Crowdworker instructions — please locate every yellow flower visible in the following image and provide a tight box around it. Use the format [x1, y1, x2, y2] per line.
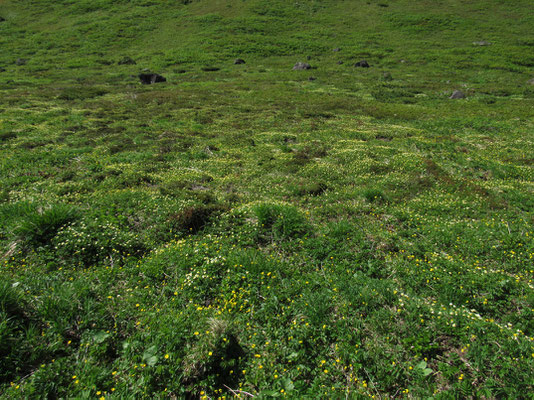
[164, 354, 169, 359]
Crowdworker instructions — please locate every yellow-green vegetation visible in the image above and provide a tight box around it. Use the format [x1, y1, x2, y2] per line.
[1, 0, 533, 398]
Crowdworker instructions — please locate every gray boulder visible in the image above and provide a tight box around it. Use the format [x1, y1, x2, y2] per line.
[449, 90, 466, 99]
[293, 62, 311, 70]
[139, 73, 166, 84]
[354, 60, 370, 68]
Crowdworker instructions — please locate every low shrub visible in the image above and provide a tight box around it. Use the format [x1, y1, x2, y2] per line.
[253, 203, 309, 241]
[15, 204, 78, 248]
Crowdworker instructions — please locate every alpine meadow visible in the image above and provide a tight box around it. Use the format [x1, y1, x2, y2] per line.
[0, 0, 533, 398]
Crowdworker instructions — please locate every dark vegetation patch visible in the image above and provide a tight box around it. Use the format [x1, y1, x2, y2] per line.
[168, 203, 228, 234]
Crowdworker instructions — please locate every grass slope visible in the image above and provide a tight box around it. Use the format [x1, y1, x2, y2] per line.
[0, 0, 533, 398]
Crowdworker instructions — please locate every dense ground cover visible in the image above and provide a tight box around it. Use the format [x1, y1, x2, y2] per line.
[0, 0, 533, 398]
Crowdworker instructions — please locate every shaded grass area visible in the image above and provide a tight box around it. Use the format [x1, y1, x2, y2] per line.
[0, 0, 533, 398]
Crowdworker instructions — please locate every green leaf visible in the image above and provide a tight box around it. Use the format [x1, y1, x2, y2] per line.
[145, 355, 158, 366]
[283, 378, 294, 391]
[416, 361, 427, 369]
[92, 331, 110, 344]
[143, 345, 159, 366]
[260, 389, 279, 397]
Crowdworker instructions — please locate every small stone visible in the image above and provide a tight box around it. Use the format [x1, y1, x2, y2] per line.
[201, 66, 220, 71]
[382, 72, 393, 81]
[15, 58, 27, 66]
[308, 76, 316, 81]
[354, 60, 370, 68]
[234, 58, 246, 65]
[527, 78, 534, 85]
[333, 48, 341, 52]
[190, 184, 209, 191]
[337, 61, 344, 65]
[0, 16, 5, 22]
[293, 62, 311, 70]
[118, 56, 136, 65]
[473, 40, 491, 46]
[138, 73, 166, 84]
[0, 67, 5, 72]
[449, 90, 466, 99]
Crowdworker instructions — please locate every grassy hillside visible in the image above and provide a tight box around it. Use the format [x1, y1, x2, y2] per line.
[0, 0, 533, 398]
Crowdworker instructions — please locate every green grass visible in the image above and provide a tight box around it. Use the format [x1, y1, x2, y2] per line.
[0, 0, 533, 398]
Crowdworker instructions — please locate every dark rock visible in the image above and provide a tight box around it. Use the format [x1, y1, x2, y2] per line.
[201, 66, 220, 71]
[337, 60, 344, 65]
[0, 67, 5, 72]
[234, 58, 246, 65]
[139, 73, 166, 84]
[307, 55, 312, 61]
[175, 69, 187, 74]
[473, 40, 491, 46]
[293, 62, 311, 70]
[449, 90, 466, 99]
[308, 76, 316, 81]
[15, 58, 27, 66]
[0, 16, 5, 22]
[118, 56, 136, 65]
[354, 60, 370, 68]
[333, 48, 341, 52]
